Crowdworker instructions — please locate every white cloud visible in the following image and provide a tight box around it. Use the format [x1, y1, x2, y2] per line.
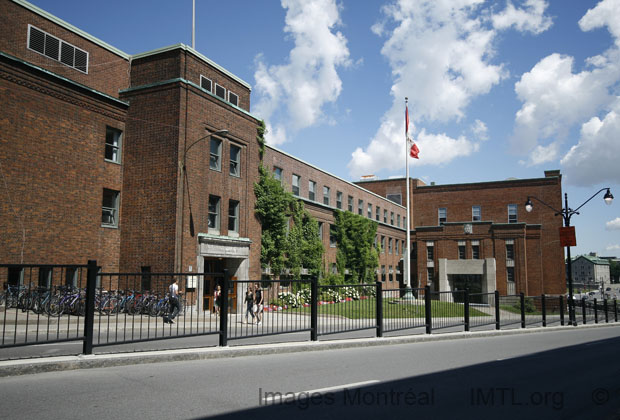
[606, 244, 620, 251]
[349, 0, 528, 177]
[471, 119, 488, 141]
[560, 99, 620, 186]
[492, 0, 553, 34]
[253, 0, 350, 145]
[513, 0, 620, 180]
[607, 217, 620, 230]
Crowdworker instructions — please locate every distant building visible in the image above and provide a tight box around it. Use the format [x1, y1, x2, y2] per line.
[570, 253, 611, 289]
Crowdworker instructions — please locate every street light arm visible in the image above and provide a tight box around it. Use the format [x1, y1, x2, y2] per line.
[526, 195, 563, 215]
[182, 129, 229, 168]
[572, 188, 612, 213]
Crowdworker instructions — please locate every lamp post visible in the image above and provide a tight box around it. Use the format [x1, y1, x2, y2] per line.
[177, 128, 228, 270]
[524, 188, 613, 326]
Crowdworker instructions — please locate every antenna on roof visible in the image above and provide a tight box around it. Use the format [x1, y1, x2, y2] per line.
[192, 0, 196, 49]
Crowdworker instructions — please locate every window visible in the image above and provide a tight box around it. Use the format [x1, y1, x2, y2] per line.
[28, 25, 88, 73]
[389, 265, 393, 282]
[381, 265, 386, 282]
[105, 127, 122, 163]
[388, 238, 393, 254]
[229, 144, 241, 177]
[404, 216, 407, 229]
[38, 266, 52, 289]
[309, 181, 316, 201]
[323, 186, 330, 205]
[384, 210, 388, 223]
[472, 241, 480, 259]
[397, 214, 401, 228]
[367, 203, 372, 218]
[141, 266, 151, 291]
[102, 189, 119, 227]
[228, 91, 238, 106]
[65, 267, 78, 288]
[438, 207, 447, 225]
[331, 263, 338, 274]
[426, 241, 434, 261]
[427, 268, 434, 285]
[386, 194, 402, 205]
[336, 191, 343, 209]
[273, 167, 283, 183]
[506, 240, 515, 260]
[358, 199, 363, 216]
[215, 83, 226, 100]
[472, 206, 481, 222]
[402, 240, 406, 256]
[348, 195, 353, 212]
[376, 206, 380, 221]
[318, 222, 323, 241]
[507, 267, 515, 283]
[292, 174, 300, 196]
[390, 212, 394, 226]
[458, 241, 466, 259]
[329, 224, 337, 247]
[210, 138, 222, 171]
[228, 200, 239, 235]
[8, 267, 24, 286]
[208, 195, 221, 233]
[508, 204, 518, 223]
[381, 236, 386, 254]
[200, 75, 212, 92]
[395, 240, 399, 255]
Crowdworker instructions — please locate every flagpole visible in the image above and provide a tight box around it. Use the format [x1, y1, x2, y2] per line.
[403, 97, 414, 300]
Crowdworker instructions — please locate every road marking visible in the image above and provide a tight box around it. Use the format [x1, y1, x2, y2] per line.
[262, 380, 380, 403]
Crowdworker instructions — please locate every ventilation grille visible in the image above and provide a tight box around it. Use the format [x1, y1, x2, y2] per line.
[28, 25, 88, 74]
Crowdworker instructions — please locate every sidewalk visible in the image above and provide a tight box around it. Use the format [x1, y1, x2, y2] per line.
[1, 322, 617, 378]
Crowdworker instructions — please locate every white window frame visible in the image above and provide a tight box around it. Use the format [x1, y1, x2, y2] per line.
[102, 189, 120, 228]
[28, 25, 89, 74]
[348, 196, 353, 212]
[228, 200, 239, 237]
[273, 166, 283, 183]
[214, 83, 226, 100]
[367, 203, 372, 218]
[358, 199, 363, 216]
[105, 126, 122, 164]
[208, 195, 221, 234]
[323, 186, 330, 206]
[508, 204, 518, 223]
[229, 144, 241, 177]
[336, 191, 342, 209]
[200, 75, 212, 92]
[472, 205, 481, 222]
[329, 224, 337, 248]
[438, 207, 447, 225]
[228, 91, 239, 106]
[309, 180, 316, 201]
[210, 138, 222, 171]
[292, 174, 300, 196]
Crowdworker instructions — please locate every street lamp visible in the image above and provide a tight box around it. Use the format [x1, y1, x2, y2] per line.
[177, 128, 228, 272]
[524, 188, 613, 326]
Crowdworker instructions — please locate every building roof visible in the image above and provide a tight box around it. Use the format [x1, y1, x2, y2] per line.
[572, 255, 610, 266]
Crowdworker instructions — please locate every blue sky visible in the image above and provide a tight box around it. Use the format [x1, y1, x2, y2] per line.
[27, 0, 619, 257]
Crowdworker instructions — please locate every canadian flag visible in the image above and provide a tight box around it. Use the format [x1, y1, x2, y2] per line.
[406, 104, 419, 159]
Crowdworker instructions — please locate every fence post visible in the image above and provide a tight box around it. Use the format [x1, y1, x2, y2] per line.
[520, 293, 525, 329]
[311, 277, 318, 341]
[494, 290, 500, 330]
[425, 285, 432, 334]
[593, 297, 599, 323]
[603, 299, 608, 323]
[541, 294, 546, 327]
[218, 269, 229, 347]
[615, 299, 618, 323]
[559, 295, 564, 326]
[82, 260, 97, 355]
[464, 289, 470, 332]
[376, 282, 383, 338]
[582, 298, 586, 325]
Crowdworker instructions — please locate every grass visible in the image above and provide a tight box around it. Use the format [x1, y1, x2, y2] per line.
[499, 305, 542, 316]
[273, 297, 488, 319]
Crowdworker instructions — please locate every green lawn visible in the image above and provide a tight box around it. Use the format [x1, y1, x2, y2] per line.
[499, 305, 542, 316]
[274, 298, 488, 319]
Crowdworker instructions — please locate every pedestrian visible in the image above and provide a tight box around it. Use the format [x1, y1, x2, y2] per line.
[165, 277, 180, 324]
[254, 282, 264, 325]
[244, 284, 255, 324]
[213, 284, 222, 316]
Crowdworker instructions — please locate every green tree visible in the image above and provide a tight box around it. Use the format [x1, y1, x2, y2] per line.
[333, 210, 379, 284]
[286, 201, 324, 278]
[610, 260, 620, 284]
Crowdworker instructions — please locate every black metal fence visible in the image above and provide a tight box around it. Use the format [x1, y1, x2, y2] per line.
[2, 262, 619, 355]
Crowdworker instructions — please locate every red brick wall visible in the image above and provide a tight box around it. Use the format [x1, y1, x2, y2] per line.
[0, 0, 130, 98]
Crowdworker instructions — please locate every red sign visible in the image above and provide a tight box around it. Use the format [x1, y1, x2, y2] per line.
[559, 226, 576, 247]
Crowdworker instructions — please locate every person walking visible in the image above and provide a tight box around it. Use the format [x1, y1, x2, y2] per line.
[166, 277, 180, 324]
[244, 284, 255, 324]
[254, 282, 264, 325]
[213, 284, 222, 316]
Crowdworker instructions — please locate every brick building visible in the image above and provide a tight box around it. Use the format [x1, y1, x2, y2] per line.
[0, 0, 565, 299]
[357, 171, 565, 296]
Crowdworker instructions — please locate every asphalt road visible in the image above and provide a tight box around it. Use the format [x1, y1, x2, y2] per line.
[0, 327, 619, 419]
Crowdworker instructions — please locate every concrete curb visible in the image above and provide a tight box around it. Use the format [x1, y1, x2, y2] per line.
[0, 322, 618, 378]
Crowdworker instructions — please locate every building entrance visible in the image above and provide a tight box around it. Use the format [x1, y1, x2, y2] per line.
[449, 274, 483, 302]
